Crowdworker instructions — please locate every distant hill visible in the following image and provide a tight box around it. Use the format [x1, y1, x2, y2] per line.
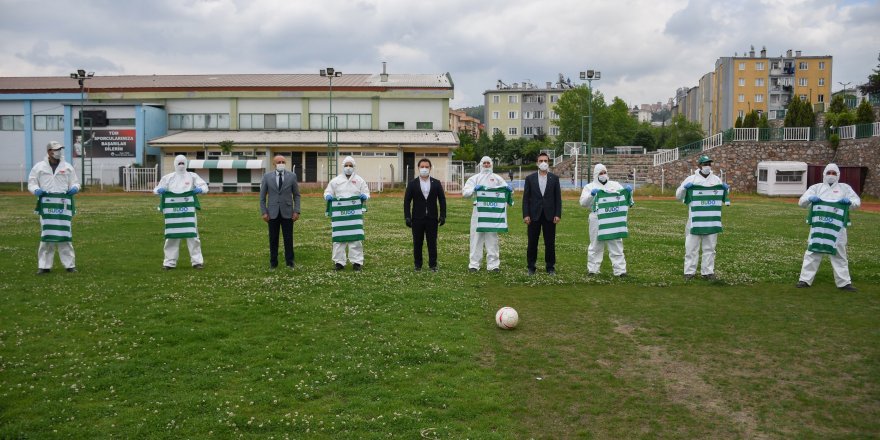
[454, 105, 484, 122]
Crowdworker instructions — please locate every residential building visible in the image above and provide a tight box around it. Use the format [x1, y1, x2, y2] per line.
[449, 109, 482, 139]
[697, 72, 715, 133]
[483, 77, 574, 139]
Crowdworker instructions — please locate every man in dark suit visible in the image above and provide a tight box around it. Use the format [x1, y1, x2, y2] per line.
[260, 154, 301, 270]
[522, 152, 562, 275]
[404, 158, 447, 272]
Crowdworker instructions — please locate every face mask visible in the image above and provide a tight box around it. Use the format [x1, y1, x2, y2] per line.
[419, 167, 430, 177]
[701, 166, 711, 174]
[538, 162, 549, 172]
[176, 164, 186, 172]
[51, 150, 62, 160]
[481, 165, 492, 174]
[598, 174, 608, 184]
[824, 174, 838, 185]
[344, 166, 354, 176]
[275, 163, 286, 172]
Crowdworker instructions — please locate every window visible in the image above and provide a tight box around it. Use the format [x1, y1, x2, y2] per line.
[523, 126, 534, 135]
[799, 94, 807, 101]
[523, 111, 533, 120]
[756, 62, 765, 71]
[416, 122, 433, 129]
[758, 169, 768, 182]
[492, 111, 500, 120]
[534, 111, 544, 119]
[550, 95, 559, 103]
[169, 113, 229, 130]
[818, 94, 824, 103]
[549, 111, 559, 120]
[738, 94, 745, 103]
[776, 171, 803, 183]
[240, 113, 301, 130]
[309, 113, 371, 130]
[0, 115, 24, 131]
[508, 111, 517, 119]
[492, 95, 500, 104]
[739, 78, 745, 87]
[771, 62, 779, 70]
[549, 127, 560, 136]
[388, 121, 404, 129]
[34, 115, 64, 131]
[799, 62, 808, 70]
[493, 127, 501, 135]
[508, 95, 518, 104]
[738, 110, 745, 118]
[738, 62, 745, 71]
[799, 78, 808, 87]
[755, 94, 764, 103]
[819, 61, 825, 70]
[818, 78, 825, 86]
[508, 127, 517, 135]
[208, 168, 223, 183]
[755, 78, 764, 87]
[775, 109, 786, 119]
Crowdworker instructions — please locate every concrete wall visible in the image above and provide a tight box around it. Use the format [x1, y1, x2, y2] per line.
[647, 136, 880, 197]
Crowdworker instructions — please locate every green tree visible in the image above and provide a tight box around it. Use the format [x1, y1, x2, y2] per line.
[742, 110, 759, 128]
[829, 95, 847, 114]
[734, 115, 743, 128]
[489, 130, 507, 161]
[856, 99, 876, 124]
[632, 125, 655, 150]
[784, 95, 815, 127]
[551, 85, 600, 145]
[857, 52, 880, 96]
[600, 97, 639, 147]
[758, 113, 770, 129]
[659, 115, 705, 148]
[474, 131, 491, 159]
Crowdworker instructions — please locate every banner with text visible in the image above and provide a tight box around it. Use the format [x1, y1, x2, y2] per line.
[72, 129, 136, 158]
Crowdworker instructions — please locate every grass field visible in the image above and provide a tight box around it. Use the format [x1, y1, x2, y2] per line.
[0, 191, 878, 439]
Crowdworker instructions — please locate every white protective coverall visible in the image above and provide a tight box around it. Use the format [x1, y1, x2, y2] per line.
[324, 156, 370, 266]
[797, 163, 861, 287]
[675, 168, 725, 276]
[579, 163, 627, 275]
[153, 155, 209, 268]
[28, 143, 81, 270]
[462, 156, 508, 271]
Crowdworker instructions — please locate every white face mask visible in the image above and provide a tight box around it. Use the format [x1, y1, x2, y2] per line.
[275, 163, 286, 172]
[701, 166, 712, 174]
[50, 150, 62, 160]
[343, 166, 354, 176]
[598, 174, 608, 184]
[538, 162, 549, 172]
[481, 165, 492, 174]
[824, 174, 838, 185]
[419, 167, 430, 177]
[176, 163, 186, 172]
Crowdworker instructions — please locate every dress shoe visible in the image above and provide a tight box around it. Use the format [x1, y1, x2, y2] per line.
[353, 263, 362, 272]
[795, 281, 810, 288]
[334, 263, 344, 271]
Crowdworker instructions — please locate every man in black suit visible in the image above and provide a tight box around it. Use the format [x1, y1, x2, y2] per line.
[260, 154, 301, 270]
[404, 158, 447, 272]
[522, 152, 562, 275]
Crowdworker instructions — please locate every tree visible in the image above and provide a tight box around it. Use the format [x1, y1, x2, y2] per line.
[219, 139, 235, 155]
[551, 85, 599, 145]
[784, 95, 815, 127]
[742, 110, 759, 128]
[600, 97, 639, 147]
[488, 130, 507, 161]
[658, 115, 704, 148]
[734, 115, 743, 128]
[856, 99, 876, 124]
[474, 131, 491, 159]
[453, 130, 476, 161]
[758, 113, 770, 129]
[858, 52, 880, 96]
[632, 125, 655, 150]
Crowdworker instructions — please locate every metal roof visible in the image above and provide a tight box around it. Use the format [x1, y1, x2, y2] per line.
[0, 73, 453, 93]
[149, 130, 459, 146]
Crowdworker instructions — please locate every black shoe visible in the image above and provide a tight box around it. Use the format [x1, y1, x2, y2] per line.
[618, 273, 627, 278]
[334, 263, 344, 271]
[66, 267, 77, 273]
[468, 268, 478, 273]
[193, 264, 203, 270]
[430, 267, 438, 273]
[839, 284, 858, 292]
[353, 263, 362, 272]
[684, 274, 695, 280]
[587, 272, 597, 277]
[163, 266, 175, 271]
[795, 281, 810, 288]
[36, 268, 50, 275]
[287, 263, 295, 271]
[269, 265, 277, 270]
[702, 274, 717, 280]
[491, 268, 501, 273]
[547, 268, 556, 276]
[414, 266, 422, 272]
[528, 268, 536, 276]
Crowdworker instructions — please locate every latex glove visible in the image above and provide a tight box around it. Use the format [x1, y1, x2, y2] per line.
[359, 193, 368, 201]
[405, 218, 412, 228]
[156, 188, 166, 195]
[839, 198, 851, 206]
[506, 183, 513, 191]
[324, 194, 333, 201]
[439, 216, 445, 226]
[722, 183, 730, 190]
[808, 195, 821, 203]
[590, 188, 599, 196]
[192, 187, 203, 194]
[34, 188, 46, 197]
[624, 184, 633, 193]
[684, 182, 693, 189]
[66, 187, 79, 195]
[475, 185, 485, 191]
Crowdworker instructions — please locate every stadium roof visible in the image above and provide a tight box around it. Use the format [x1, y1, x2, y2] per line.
[149, 130, 459, 147]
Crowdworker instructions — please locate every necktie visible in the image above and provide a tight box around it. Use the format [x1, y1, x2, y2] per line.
[278, 172, 283, 190]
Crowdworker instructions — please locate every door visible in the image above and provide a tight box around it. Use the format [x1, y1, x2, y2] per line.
[403, 152, 415, 182]
[305, 152, 317, 182]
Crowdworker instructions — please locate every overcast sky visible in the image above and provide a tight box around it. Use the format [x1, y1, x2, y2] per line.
[1, 0, 878, 110]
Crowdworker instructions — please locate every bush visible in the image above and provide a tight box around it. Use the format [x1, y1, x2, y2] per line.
[829, 133, 840, 149]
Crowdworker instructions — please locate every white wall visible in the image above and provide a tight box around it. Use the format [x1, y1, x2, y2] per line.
[165, 99, 231, 113]
[238, 98, 302, 113]
[309, 98, 372, 114]
[379, 99, 443, 130]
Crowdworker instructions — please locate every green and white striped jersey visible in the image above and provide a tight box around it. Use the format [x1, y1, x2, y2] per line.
[592, 189, 633, 240]
[35, 193, 75, 242]
[684, 185, 730, 235]
[806, 200, 850, 255]
[475, 187, 513, 233]
[327, 196, 365, 242]
[159, 191, 200, 239]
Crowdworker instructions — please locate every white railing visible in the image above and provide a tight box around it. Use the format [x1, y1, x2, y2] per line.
[784, 127, 811, 141]
[653, 149, 679, 166]
[613, 146, 646, 155]
[702, 132, 724, 151]
[874, 122, 880, 137]
[732, 128, 759, 142]
[122, 165, 159, 192]
[837, 125, 856, 140]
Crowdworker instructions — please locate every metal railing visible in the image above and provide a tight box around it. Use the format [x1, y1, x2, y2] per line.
[122, 165, 159, 192]
[653, 132, 723, 166]
[834, 122, 880, 139]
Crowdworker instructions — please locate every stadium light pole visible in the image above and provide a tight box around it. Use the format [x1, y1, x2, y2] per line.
[320, 67, 342, 182]
[70, 69, 94, 185]
[838, 81, 851, 108]
[579, 70, 600, 182]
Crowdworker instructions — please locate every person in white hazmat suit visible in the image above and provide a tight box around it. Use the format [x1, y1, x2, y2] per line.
[579, 163, 632, 277]
[462, 156, 511, 272]
[28, 141, 81, 274]
[153, 155, 209, 270]
[675, 155, 729, 280]
[324, 156, 370, 271]
[796, 163, 860, 291]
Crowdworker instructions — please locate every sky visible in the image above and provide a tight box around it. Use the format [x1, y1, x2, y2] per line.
[1, 0, 878, 110]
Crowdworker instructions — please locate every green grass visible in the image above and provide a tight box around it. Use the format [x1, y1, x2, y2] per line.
[0, 192, 878, 438]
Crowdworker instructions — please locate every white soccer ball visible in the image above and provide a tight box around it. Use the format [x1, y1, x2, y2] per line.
[495, 307, 519, 329]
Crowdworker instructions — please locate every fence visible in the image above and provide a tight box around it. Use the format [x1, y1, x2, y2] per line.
[122, 165, 159, 192]
[833, 122, 880, 140]
[653, 132, 723, 166]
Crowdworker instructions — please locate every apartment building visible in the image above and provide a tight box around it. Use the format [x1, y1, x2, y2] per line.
[449, 109, 483, 139]
[483, 79, 574, 139]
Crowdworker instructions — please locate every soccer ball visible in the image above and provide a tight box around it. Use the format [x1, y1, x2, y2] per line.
[495, 307, 519, 329]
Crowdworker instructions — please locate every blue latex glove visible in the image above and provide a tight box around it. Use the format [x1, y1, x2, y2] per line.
[684, 182, 693, 189]
[506, 183, 513, 191]
[66, 187, 79, 195]
[34, 188, 45, 197]
[475, 185, 485, 191]
[192, 187, 203, 194]
[324, 194, 333, 202]
[839, 198, 851, 206]
[624, 184, 633, 192]
[359, 193, 368, 201]
[590, 188, 599, 196]
[808, 195, 821, 203]
[156, 188, 166, 195]
[721, 183, 729, 190]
